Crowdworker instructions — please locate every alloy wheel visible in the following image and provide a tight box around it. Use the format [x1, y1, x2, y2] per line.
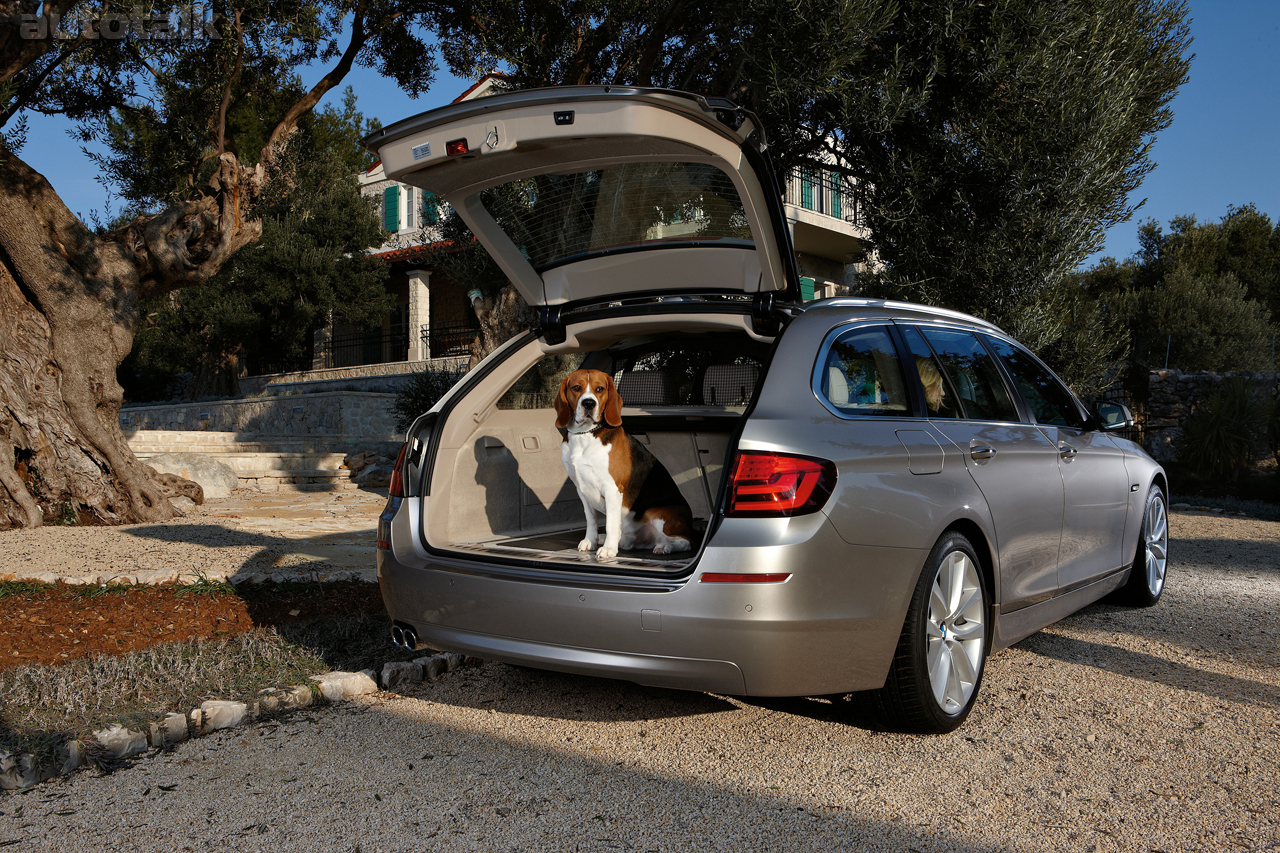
[925, 550, 986, 716]
[1145, 494, 1169, 597]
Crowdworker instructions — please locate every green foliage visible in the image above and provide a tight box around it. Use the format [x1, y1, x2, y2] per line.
[846, 0, 1191, 330]
[1081, 209, 1279, 374]
[122, 91, 393, 397]
[1178, 379, 1276, 482]
[392, 368, 467, 433]
[431, 0, 1190, 381]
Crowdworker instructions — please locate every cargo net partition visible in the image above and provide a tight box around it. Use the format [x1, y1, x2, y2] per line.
[612, 342, 765, 409]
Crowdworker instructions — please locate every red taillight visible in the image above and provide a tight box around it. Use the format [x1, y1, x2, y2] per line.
[726, 451, 836, 517]
[446, 138, 469, 156]
[388, 443, 409, 498]
[700, 573, 791, 583]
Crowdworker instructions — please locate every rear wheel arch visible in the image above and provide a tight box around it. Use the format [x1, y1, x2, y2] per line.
[943, 517, 997, 611]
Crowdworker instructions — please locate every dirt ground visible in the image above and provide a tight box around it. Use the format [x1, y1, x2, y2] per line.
[5, 507, 1277, 852]
[0, 489, 387, 586]
[0, 581, 387, 670]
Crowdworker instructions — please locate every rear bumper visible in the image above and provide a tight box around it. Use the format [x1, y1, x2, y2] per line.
[378, 512, 925, 696]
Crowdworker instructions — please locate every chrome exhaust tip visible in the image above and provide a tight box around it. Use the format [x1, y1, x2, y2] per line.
[401, 626, 418, 651]
[391, 625, 405, 647]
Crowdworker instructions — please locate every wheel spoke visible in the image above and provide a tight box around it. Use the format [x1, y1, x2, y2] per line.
[944, 645, 966, 710]
[954, 585, 981, 620]
[929, 583, 949, 622]
[929, 638, 952, 706]
[1147, 540, 1166, 562]
[950, 639, 978, 688]
[947, 554, 966, 612]
[925, 619, 945, 639]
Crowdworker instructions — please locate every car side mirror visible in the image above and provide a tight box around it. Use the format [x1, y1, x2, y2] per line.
[1094, 401, 1134, 431]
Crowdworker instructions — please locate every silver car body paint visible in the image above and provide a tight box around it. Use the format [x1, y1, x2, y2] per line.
[370, 89, 1165, 698]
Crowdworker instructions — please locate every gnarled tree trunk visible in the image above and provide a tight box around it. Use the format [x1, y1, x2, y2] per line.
[0, 152, 257, 529]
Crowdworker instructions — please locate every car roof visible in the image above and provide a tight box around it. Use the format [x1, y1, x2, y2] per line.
[799, 298, 1005, 334]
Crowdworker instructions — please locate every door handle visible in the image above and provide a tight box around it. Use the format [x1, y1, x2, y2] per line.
[970, 444, 997, 462]
[1059, 442, 1077, 460]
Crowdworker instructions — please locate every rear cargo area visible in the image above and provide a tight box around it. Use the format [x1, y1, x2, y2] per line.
[424, 326, 771, 571]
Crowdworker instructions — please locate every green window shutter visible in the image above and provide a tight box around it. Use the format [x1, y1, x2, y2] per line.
[422, 190, 439, 225]
[800, 168, 814, 210]
[829, 173, 842, 219]
[383, 185, 400, 231]
[799, 276, 816, 301]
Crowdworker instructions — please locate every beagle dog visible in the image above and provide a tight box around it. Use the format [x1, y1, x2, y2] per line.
[554, 369, 694, 561]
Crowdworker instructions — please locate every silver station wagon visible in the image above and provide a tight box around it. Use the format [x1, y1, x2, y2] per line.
[367, 87, 1169, 732]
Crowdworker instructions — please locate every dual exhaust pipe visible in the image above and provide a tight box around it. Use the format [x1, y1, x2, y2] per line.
[391, 622, 418, 650]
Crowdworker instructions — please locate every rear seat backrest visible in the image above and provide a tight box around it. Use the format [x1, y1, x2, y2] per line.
[617, 370, 674, 406]
[702, 364, 759, 406]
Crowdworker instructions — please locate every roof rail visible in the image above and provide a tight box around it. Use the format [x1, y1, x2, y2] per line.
[803, 297, 1002, 332]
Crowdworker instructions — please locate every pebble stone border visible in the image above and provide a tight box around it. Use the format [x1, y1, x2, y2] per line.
[0, 650, 478, 792]
[0, 569, 368, 587]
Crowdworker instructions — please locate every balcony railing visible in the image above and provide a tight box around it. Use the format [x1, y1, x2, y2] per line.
[421, 322, 479, 359]
[314, 328, 409, 369]
[784, 167, 866, 228]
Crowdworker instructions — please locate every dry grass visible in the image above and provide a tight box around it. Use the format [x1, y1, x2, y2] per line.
[0, 610, 424, 759]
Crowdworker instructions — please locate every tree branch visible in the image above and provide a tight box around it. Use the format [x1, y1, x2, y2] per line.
[0, 0, 82, 85]
[261, 0, 368, 162]
[215, 8, 244, 156]
[0, 34, 87, 128]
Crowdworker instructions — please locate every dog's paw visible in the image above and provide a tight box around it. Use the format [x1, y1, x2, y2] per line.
[652, 543, 673, 555]
[577, 538, 597, 552]
[596, 546, 617, 561]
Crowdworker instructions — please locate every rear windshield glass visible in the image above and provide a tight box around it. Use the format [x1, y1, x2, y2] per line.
[482, 162, 753, 270]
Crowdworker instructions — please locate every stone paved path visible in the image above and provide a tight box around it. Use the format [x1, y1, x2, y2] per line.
[0, 489, 387, 586]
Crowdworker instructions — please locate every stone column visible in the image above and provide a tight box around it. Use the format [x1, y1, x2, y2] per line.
[405, 269, 432, 362]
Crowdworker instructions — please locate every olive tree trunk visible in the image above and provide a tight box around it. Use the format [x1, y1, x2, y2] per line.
[0, 152, 260, 528]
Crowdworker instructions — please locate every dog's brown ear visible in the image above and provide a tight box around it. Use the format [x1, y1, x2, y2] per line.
[602, 373, 623, 427]
[554, 375, 573, 428]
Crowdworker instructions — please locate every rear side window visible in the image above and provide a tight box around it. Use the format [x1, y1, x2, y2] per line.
[816, 325, 911, 416]
[918, 328, 1020, 423]
[984, 336, 1085, 429]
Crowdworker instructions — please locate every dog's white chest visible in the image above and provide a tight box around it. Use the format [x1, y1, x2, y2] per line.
[562, 434, 616, 509]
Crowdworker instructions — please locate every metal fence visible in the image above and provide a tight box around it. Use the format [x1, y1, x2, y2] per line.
[314, 328, 409, 369]
[422, 322, 480, 359]
[783, 166, 867, 228]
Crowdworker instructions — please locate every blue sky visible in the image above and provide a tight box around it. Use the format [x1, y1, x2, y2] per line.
[21, 1, 1280, 267]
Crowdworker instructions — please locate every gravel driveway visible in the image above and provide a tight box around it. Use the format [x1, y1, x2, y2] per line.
[7, 511, 1278, 852]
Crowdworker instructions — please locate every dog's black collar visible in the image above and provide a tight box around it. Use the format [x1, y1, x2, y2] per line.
[559, 422, 617, 439]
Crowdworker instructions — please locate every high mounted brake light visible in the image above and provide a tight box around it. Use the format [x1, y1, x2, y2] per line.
[445, 138, 469, 156]
[726, 451, 836, 517]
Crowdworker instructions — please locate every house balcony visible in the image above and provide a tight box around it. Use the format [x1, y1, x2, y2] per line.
[782, 167, 872, 264]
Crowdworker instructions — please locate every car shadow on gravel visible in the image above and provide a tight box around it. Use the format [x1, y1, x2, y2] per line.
[1170, 536, 1280, 573]
[1018, 632, 1280, 707]
[413, 663, 740, 722]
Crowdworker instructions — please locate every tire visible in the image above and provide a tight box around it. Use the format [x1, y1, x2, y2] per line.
[854, 531, 990, 734]
[1114, 485, 1168, 608]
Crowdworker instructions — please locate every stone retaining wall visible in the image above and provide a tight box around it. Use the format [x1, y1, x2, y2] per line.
[120, 391, 400, 438]
[238, 356, 467, 397]
[1142, 369, 1280, 463]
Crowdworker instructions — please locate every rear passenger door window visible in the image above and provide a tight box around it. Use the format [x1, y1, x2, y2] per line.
[816, 325, 911, 417]
[917, 328, 1020, 423]
[900, 326, 962, 419]
[983, 336, 1085, 429]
